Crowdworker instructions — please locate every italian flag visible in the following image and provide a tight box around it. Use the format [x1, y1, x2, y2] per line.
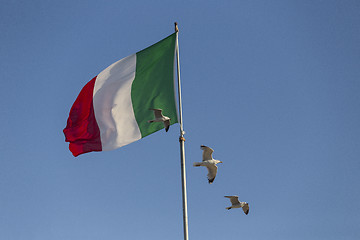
[63, 33, 178, 157]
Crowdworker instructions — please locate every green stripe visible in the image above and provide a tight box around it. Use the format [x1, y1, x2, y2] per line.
[131, 33, 178, 137]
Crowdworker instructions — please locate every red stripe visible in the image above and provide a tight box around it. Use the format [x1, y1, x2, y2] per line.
[63, 77, 102, 156]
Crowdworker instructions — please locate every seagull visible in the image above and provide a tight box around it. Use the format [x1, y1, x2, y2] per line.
[224, 196, 249, 215]
[148, 109, 171, 132]
[193, 145, 222, 184]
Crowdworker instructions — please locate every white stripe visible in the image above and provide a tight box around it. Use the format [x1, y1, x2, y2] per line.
[93, 54, 141, 151]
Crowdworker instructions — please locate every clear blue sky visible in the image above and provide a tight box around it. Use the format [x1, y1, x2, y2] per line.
[1, 1, 359, 239]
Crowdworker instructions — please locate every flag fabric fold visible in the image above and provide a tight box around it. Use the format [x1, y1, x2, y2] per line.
[64, 33, 178, 156]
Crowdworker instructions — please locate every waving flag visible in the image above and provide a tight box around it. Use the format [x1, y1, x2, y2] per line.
[63, 33, 178, 156]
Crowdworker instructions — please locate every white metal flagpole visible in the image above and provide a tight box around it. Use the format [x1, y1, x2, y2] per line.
[174, 22, 189, 240]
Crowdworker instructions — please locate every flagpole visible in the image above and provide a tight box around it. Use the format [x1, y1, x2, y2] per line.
[175, 22, 189, 240]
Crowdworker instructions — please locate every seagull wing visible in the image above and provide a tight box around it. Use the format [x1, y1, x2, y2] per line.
[150, 109, 163, 118]
[206, 164, 218, 184]
[224, 196, 240, 205]
[242, 203, 249, 215]
[164, 120, 170, 132]
[201, 145, 214, 161]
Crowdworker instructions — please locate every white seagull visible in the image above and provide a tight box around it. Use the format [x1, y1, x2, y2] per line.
[224, 196, 249, 215]
[193, 145, 222, 184]
[148, 109, 171, 132]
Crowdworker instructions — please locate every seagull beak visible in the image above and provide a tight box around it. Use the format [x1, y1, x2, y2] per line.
[219, 161, 223, 163]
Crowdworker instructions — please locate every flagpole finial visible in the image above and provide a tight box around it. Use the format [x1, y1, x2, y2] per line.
[174, 22, 179, 32]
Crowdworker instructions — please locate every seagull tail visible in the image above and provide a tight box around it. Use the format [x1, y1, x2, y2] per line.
[193, 162, 202, 167]
[226, 207, 232, 210]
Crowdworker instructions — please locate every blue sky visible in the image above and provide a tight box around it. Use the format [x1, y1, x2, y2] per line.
[1, 0, 360, 239]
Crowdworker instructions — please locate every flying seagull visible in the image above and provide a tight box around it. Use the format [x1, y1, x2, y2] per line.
[224, 196, 249, 215]
[193, 145, 222, 184]
[148, 109, 171, 132]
